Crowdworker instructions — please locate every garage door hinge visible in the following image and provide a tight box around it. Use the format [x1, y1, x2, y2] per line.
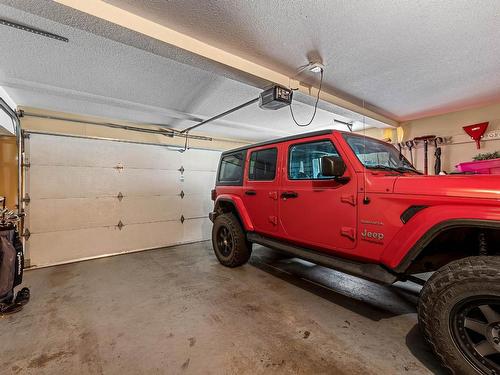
[22, 161, 30, 168]
[22, 194, 30, 205]
[179, 190, 185, 199]
[114, 164, 124, 171]
[178, 166, 185, 174]
[180, 215, 185, 224]
[22, 132, 30, 139]
[117, 192, 124, 201]
[116, 220, 124, 230]
[21, 228, 30, 240]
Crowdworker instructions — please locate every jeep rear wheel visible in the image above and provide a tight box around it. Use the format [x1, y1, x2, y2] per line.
[418, 256, 500, 374]
[212, 213, 251, 267]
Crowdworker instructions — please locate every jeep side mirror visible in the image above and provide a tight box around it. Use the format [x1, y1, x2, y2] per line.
[321, 156, 346, 177]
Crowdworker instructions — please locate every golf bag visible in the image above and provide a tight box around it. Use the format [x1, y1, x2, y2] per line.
[0, 223, 24, 302]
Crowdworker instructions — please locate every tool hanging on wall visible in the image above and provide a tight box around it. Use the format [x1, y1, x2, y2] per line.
[434, 137, 444, 175]
[396, 127, 404, 160]
[405, 140, 415, 165]
[463, 122, 489, 149]
[413, 135, 436, 175]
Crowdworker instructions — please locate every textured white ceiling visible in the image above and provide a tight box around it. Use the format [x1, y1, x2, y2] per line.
[104, 0, 500, 120]
[0, 1, 388, 142]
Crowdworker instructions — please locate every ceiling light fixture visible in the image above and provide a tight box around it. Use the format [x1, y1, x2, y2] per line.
[296, 61, 325, 75]
[0, 18, 68, 42]
[308, 62, 325, 73]
[289, 61, 325, 127]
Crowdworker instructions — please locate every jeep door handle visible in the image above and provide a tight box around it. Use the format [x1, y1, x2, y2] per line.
[281, 191, 298, 199]
[245, 190, 257, 196]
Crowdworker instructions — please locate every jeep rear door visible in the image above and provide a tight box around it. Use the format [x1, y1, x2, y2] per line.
[278, 136, 358, 253]
[242, 145, 280, 235]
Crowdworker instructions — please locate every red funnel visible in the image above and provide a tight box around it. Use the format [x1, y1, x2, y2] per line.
[463, 122, 488, 149]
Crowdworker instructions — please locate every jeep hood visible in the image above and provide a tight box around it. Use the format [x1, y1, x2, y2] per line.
[393, 175, 500, 200]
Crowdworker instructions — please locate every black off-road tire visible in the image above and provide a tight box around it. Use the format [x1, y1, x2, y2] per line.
[212, 213, 252, 267]
[418, 256, 500, 375]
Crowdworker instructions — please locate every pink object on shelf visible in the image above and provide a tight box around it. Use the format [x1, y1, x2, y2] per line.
[456, 158, 500, 174]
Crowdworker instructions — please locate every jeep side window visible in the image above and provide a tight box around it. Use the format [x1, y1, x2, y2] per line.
[217, 151, 245, 185]
[288, 140, 340, 180]
[248, 148, 277, 181]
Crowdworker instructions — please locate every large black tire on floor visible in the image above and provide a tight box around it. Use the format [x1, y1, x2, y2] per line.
[212, 213, 252, 267]
[418, 256, 500, 375]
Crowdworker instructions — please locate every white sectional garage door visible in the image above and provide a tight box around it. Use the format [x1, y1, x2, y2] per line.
[24, 133, 220, 267]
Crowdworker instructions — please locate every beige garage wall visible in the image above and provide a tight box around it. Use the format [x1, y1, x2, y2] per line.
[358, 103, 500, 173]
[19, 106, 249, 151]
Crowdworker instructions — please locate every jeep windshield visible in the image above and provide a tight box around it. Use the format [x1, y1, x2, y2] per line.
[342, 133, 419, 173]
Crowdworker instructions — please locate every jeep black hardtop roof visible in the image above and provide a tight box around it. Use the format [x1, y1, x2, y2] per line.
[222, 129, 339, 155]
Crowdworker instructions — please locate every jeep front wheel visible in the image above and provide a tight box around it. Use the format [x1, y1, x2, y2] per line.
[418, 256, 500, 374]
[212, 213, 251, 267]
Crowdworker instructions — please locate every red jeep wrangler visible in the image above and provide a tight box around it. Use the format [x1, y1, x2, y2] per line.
[209, 129, 500, 374]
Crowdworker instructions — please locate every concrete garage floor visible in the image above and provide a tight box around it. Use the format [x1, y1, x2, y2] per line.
[0, 242, 446, 374]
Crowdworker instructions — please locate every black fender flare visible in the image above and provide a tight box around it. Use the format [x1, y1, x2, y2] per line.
[394, 219, 500, 273]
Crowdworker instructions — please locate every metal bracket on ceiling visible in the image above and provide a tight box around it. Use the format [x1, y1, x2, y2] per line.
[334, 119, 354, 132]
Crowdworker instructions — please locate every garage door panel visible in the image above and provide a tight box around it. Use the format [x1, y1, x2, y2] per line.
[27, 197, 120, 233]
[27, 196, 183, 233]
[107, 143, 182, 170]
[29, 166, 123, 199]
[183, 218, 212, 243]
[108, 143, 182, 170]
[182, 195, 212, 218]
[182, 171, 217, 194]
[181, 149, 221, 171]
[29, 220, 185, 267]
[120, 196, 182, 224]
[29, 134, 114, 167]
[30, 134, 183, 170]
[28, 166, 181, 199]
[121, 169, 181, 196]
[26, 133, 221, 266]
